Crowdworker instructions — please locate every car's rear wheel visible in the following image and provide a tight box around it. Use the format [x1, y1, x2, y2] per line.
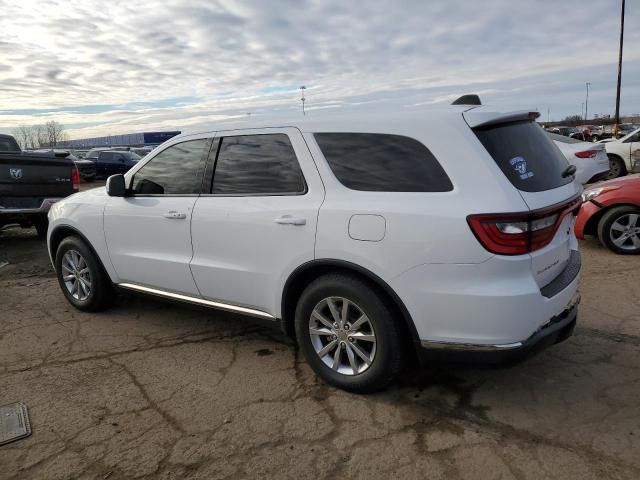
[295, 273, 403, 393]
[55, 236, 113, 311]
[597, 206, 640, 255]
[606, 155, 626, 179]
[591, 135, 599, 142]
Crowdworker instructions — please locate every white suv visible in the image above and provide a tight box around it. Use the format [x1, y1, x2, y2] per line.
[48, 101, 582, 392]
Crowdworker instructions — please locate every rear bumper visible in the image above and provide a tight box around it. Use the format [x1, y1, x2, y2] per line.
[0, 198, 63, 215]
[419, 294, 578, 359]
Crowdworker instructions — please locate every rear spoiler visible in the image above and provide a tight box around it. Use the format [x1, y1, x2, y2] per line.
[463, 110, 541, 129]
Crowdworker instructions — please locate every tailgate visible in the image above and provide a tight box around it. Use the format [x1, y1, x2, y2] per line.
[0, 154, 75, 202]
[468, 115, 582, 289]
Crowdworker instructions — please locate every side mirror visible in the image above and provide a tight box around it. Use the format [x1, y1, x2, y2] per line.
[106, 174, 126, 197]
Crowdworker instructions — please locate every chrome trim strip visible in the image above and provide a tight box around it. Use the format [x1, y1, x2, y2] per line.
[117, 283, 276, 320]
[420, 340, 523, 352]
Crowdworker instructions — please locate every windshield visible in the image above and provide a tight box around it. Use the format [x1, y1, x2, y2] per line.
[475, 121, 572, 193]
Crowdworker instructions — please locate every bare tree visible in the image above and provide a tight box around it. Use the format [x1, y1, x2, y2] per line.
[12, 125, 32, 149]
[33, 124, 47, 148]
[45, 120, 65, 147]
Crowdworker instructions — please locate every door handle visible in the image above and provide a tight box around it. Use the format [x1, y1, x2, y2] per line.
[274, 215, 306, 226]
[163, 211, 187, 219]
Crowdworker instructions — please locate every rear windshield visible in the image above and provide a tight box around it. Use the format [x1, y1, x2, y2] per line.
[474, 121, 571, 192]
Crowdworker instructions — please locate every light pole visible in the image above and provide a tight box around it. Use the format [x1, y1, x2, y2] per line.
[300, 86, 306, 116]
[613, 0, 625, 136]
[585, 82, 591, 121]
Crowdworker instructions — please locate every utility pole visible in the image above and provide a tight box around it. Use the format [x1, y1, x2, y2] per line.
[613, 0, 625, 136]
[547, 107, 550, 123]
[300, 86, 306, 116]
[585, 82, 591, 121]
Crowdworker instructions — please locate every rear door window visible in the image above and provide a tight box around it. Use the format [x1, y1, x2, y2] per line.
[474, 121, 571, 192]
[314, 133, 452, 192]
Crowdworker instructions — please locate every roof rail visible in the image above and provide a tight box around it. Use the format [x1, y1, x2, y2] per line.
[451, 94, 482, 106]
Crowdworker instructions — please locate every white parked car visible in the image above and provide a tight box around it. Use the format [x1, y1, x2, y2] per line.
[48, 100, 582, 392]
[548, 132, 610, 185]
[600, 127, 640, 178]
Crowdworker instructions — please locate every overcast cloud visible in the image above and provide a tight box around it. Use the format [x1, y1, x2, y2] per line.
[0, 0, 638, 139]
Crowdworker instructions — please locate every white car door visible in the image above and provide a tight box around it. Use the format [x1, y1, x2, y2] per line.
[190, 128, 325, 317]
[104, 137, 212, 295]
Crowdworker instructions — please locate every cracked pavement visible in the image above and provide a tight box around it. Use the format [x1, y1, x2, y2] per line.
[0, 224, 639, 479]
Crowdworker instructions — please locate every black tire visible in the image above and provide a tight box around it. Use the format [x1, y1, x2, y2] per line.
[294, 273, 404, 393]
[606, 155, 626, 179]
[591, 135, 599, 142]
[55, 236, 113, 311]
[597, 206, 640, 255]
[33, 215, 48, 239]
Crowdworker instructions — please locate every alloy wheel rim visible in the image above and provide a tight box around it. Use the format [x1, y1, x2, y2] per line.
[609, 213, 640, 251]
[309, 297, 377, 376]
[62, 250, 92, 300]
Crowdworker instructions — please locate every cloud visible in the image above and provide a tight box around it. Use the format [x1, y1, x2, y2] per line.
[0, 0, 638, 139]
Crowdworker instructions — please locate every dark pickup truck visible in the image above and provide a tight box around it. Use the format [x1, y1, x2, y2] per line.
[0, 134, 79, 237]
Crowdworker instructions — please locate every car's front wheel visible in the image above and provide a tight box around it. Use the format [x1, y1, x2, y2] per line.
[598, 206, 640, 255]
[55, 236, 113, 311]
[295, 273, 403, 393]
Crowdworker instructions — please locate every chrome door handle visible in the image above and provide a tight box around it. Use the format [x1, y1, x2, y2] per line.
[274, 215, 306, 226]
[163, 211, 187, 219]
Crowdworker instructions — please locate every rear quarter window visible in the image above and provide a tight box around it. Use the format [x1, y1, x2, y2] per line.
[314, 133, 452, 192]
[474, 121, 571, 192]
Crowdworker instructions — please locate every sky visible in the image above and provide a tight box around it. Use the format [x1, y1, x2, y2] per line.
[0, 0, 638, 140]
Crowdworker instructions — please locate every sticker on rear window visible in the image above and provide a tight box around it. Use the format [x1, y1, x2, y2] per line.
[510, 156, 534, 180]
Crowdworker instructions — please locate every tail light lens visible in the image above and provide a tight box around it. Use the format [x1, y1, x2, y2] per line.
[574, 150, 598, 158]
[71, 167, 80, 190]
[468, 197, 581, 255]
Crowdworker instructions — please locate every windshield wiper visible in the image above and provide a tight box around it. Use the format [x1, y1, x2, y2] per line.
[562, 165, 577, 178]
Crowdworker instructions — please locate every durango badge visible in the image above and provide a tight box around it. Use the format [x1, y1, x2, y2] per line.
[509, 156, 534, 180]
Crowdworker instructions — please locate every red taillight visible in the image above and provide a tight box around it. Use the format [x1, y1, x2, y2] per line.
[467, 197, 581, 255]
[574, 150, 598, 158]
[71, 167, 80, 190]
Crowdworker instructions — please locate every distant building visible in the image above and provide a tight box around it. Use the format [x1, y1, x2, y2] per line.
[58, 131, 181, 148]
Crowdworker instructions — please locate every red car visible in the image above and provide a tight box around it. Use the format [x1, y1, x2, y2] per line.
[576, 174, 640, 254]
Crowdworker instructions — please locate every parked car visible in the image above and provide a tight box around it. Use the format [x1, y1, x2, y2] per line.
[546, 126, 585, 140]
[47, 102, 582, 392]
[598, 123, 639, 142]
[0, 134, 78, 237]
[599, 127, 640, 179]
[548, 133, 609, 185]
[33, 149, 96, 182]
[94, 150, 141, 178]
[576, 174, 640, 254]
[84, 148, 141, 178]
[577, 125, 604, 142]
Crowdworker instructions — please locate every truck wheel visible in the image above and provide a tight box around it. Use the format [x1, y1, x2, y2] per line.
[33, 216, 48, 239]
[55, 236, 113, 311]
[598, 206, 640, 255]
[295, 273, 403, 393]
